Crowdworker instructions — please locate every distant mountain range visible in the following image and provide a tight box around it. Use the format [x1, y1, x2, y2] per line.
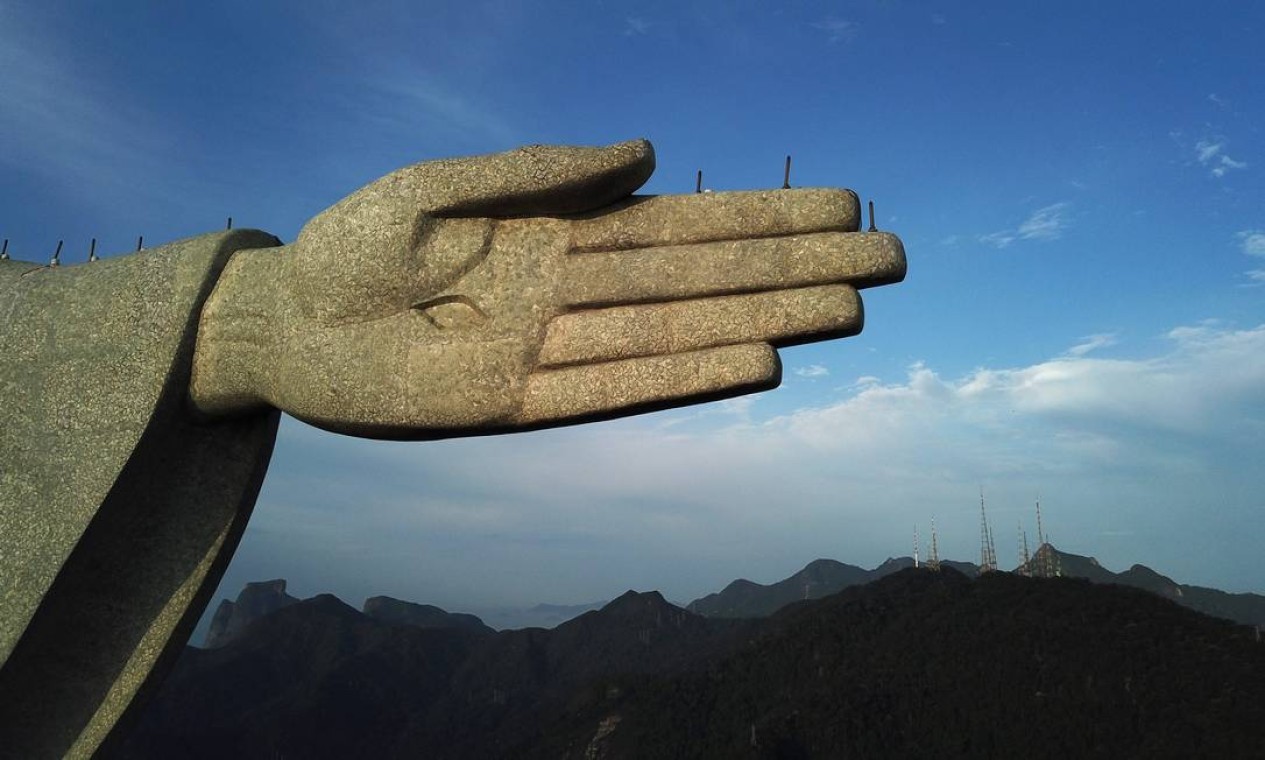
[202, 579, 496, 649]
[198, 546, 1265, 657]
[107, 566, 1265, 759]
[686, 556, 977, 618]
[686, 545, 1265, 627]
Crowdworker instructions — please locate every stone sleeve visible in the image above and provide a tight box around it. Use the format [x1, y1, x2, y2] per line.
[0, 230, 283, 758]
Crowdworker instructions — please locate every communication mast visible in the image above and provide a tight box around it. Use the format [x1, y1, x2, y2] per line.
[979, 487, 998, 573]
[1034, 498, 1060, 578]
[1036, 497, 1046, 547]
[928, 517, 941, 571]
[1019, 522, 1031, 576]
[914, 524, 920, 569]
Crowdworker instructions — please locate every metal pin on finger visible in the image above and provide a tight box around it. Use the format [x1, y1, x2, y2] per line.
[782, 155, 792, 189]
[868, 201, 877, 232]
[88, 238, 98, 262]
[50, 240, 63, 267]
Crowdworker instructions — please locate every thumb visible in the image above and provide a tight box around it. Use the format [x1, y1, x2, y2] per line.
[379, 139, 656, 218]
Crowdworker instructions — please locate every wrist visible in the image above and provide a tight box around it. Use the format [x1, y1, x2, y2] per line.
[190, 245, 290, 416]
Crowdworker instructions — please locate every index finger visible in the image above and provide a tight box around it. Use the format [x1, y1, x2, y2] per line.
[568, 188, 860, 252]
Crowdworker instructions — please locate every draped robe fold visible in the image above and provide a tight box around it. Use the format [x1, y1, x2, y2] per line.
[0, 231, 282, 758]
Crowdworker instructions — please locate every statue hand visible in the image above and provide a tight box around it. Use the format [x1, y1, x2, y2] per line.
[191, 140, 905, 439]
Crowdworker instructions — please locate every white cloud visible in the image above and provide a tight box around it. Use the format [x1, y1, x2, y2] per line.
[1237, 231, 1265, 257]
[978, 202, 1069, 248]
[1212, 156, 1247, 177]
[235, 322, 1265, 609]
[795, 364, 830, 378]
[1208, 93, 1227, 108]
[1195, 139, 1223, 163]
[1195, 138, 1247, 178]
[813, 18, 857, 44]
[978, 231, 1016, 249]
[624, 17, 651, 36]
[1065, 333, 1117, 357]
[1017, 202, 1070, 241]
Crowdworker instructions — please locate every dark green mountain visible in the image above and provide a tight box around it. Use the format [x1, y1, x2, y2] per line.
[1021, 544, 1265, 626]
[687, 557, 978, 618]
[688, 545, 1265, 628]
[362, 596, 495, 636]
[532, 569, 1265, 759]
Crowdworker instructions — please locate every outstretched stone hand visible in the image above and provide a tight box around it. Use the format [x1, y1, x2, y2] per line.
[190, 139, 905, 438]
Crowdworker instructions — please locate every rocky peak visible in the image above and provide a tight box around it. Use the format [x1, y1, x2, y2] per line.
[204, 579, 300, 648]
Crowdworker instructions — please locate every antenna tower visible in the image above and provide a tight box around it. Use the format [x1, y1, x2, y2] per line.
[988, 523, 998, 572]
[979, 488, 998, 573]
[1019, 522, 1031, 576]
[1036, 497, 1046, 546]
[1034, 498, 1058, 578]
[914, 524, 920, 569]
[928, 517, 941, 571]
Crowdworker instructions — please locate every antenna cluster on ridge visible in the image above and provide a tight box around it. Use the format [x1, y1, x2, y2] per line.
[910, 493, 1060, 578]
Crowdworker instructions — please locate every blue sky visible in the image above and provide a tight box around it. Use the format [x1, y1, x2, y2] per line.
[4, 2, 1264, 618]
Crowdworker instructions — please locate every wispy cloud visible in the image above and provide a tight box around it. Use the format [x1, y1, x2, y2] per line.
[0, 5, 184, 214]
[302, 8, 521, 156]
[360, 78, 519, 147]
[1208, 93, 1228, 108]
[812, 18, 857, 44]
[1195, 139, 1247, 178]
[978, 231, 1016, 249]
[979, 202, 1070, 248]
[1016, 202, 1070, 241]
[795, 364, 830, 378]
[1236, 231, 1265, 287]
[624, 17, 651, 36]
[1065, 333, 1117, 357]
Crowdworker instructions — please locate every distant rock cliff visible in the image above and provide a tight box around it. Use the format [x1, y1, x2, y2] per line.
[203, 579, 299, 648]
